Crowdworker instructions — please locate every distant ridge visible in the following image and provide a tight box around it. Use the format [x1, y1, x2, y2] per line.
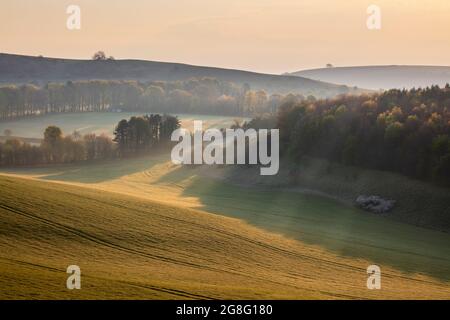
[0, 53, 363, 97]
[290, 65, 450, 90]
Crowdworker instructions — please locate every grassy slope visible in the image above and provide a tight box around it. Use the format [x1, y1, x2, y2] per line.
[217, 157, 450, 233]
[1, 174, 450, 300]
[293, 158, 450, 232]
[2, 153, 450, 294]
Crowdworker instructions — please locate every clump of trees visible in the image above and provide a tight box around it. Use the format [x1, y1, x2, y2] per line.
[0, 114, 179, 166]
[0, 78, 309, 121]
[92, 51, 114, 61]
[113, 114, 180, 156]
[278, 85, 450, 186]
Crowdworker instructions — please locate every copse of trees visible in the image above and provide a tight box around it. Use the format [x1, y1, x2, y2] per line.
[0, 114, 179, 167]
[0, 78, 309, 121]
[113, 114, 180, 156]
[278, 85, 450, 186]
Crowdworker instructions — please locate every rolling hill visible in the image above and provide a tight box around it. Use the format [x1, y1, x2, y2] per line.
[290, 66, 450, 90]
[1, 174, 450, 299]
[0, 53, 360, 96]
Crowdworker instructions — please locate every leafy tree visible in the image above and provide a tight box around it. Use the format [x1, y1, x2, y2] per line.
[160, 115, 180, 142]
[43, 126, 63, 162]
[44, 126, 62, 147]
[113, 119, 129, 156]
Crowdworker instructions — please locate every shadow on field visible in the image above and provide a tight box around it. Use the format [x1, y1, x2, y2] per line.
[158, 165, 450, 282]
[3, 156, 450, 282]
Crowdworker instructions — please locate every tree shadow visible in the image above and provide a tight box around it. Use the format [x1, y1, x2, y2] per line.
[157, 165, 450, 282]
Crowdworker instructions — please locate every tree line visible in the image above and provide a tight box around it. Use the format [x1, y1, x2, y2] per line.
[0, 114, 180, 166]
[0, 78, 312, 121]
[277, 85, 450, 186]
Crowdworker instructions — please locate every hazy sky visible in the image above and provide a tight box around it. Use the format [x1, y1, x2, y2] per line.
[1, 0, 450, 74]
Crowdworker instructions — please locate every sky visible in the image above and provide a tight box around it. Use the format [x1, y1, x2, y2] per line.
[1, 0, 450, 74]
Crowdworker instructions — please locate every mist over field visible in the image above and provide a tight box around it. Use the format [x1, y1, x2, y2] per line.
[0, 113, 241, 139]
[291, 65, 450, 90]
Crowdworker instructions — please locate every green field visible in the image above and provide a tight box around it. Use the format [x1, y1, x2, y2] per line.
[1, 173, 450, 299]
[0, 112, 243, 138]
[1, 152, 450, 298]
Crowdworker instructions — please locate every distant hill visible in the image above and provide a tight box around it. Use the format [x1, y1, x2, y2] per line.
[290, 66, 450, 90]
[0, 53, 361, 97]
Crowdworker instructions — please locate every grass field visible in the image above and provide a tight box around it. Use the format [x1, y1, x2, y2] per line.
[0, 112, 243, 138]
[1, 152, 450, 299]
[1, 174, 450, 299]
[207, 157, 450, 232]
